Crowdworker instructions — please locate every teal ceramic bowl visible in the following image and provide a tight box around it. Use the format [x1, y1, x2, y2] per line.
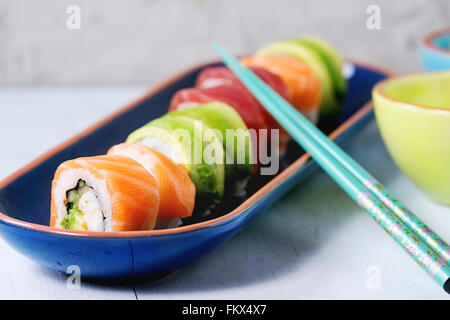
[421, 27, 450, 71]
[373, 71, 450, 205]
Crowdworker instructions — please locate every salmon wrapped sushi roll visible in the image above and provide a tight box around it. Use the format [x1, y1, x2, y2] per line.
[107, 143, 195, 228]
[50, 155, 160, 232]
[241, 55, 321, 124]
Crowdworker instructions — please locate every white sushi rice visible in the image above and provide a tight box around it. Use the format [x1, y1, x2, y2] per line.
[138, 136, 183, 164]
[77, 186, 104, 232]
[53, 168, 111, 231]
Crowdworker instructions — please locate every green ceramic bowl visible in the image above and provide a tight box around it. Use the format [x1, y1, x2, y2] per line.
[373, 71, 450, 205]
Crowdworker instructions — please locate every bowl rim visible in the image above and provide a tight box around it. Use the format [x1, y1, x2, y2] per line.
[372, 70, 450, 113]
[0, 59, 393, 239]
[422, 26, 450, 56]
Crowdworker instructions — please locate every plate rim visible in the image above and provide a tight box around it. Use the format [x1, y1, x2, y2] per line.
[0, 59, 394, 238]
[421, 26, 450, 56]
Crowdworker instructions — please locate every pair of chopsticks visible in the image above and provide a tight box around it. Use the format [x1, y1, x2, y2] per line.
[212, 42, 450, 293]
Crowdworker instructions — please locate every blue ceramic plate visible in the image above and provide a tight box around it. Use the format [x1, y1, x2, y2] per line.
[0, 60, 391, 281]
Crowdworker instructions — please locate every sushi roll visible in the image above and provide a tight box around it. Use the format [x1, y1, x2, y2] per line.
[126, 115, 225, 212]
[169, 86, 268, 133]
[293, 36, 347, 103]
[107, 143, 196, 228]
[195, 66, 292, 150]
[166, 102, 253, 193]
[50, 155, 160, 232]
[169, 85, 278, 169]
[241, 55, 321, 123]
[256, 40, 338, 118]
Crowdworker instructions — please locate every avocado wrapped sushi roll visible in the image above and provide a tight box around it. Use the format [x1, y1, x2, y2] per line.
[166, 102, 253, 180]
[241, 55, 321, 124]
[293, 36, 347, 103]
[127, 115, 225, 211]
[257, 36, 346, 121]
[169, 86, 268, 132]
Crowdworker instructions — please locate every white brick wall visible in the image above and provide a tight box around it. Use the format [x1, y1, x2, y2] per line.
[0, 0, 448, 85]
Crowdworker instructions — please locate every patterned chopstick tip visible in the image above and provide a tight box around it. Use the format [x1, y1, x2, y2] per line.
[362, 178, 394, 208]
[356, 191, 449, 282]
[362, 178, 450, 264]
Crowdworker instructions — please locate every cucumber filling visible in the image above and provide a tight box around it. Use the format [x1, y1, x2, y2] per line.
[61, 180, 104, 231]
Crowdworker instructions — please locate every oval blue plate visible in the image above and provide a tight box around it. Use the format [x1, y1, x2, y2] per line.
[0, 60, 391, 281]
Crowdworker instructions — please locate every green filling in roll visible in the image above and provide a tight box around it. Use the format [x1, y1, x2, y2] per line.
[61, 180, 87, 230]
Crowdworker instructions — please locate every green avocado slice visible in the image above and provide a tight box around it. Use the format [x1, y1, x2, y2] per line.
[166, 102, 253, 182]
[61, 180, 88, 230]
[293, 36, 347, 102]
[127, 115, 225, 210]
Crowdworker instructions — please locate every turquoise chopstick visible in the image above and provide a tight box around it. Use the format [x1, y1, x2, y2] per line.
[212, 42, 450, 293]
[212, 44, 450, 267]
